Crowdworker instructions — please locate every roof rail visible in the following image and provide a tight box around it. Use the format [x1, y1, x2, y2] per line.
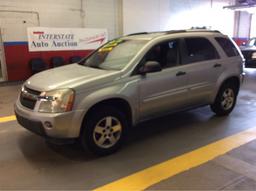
[187, 29, 221, 33]
[127, 32, 148, 36]
[165, 29, 221, 34]
[126, 30, 221, 37]
[165, 30, 187, 34]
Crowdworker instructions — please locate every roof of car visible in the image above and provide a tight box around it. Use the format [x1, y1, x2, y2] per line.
[123, 29, 223, 40]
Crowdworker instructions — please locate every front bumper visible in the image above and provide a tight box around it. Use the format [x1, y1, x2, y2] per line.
[14, 101, 84, 139]
[15, 112, 46, 136]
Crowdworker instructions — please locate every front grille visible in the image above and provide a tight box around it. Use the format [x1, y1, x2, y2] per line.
[24, 87, 41, 95]
[20, 96, 36, 109]
[20, 86, 41, 110]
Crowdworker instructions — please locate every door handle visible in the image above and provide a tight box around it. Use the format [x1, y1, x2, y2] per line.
[213, 63, 222, 68]
[176, 71, 186, 76]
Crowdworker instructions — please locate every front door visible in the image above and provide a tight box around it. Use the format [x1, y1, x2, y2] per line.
[138, 39, 189, 120]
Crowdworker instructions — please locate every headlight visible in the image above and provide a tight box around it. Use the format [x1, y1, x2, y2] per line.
[252, 52, 256, 59]
[38, 89, 75, 113]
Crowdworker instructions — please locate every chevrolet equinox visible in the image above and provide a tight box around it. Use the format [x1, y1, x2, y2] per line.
[15, 30, 245, 155]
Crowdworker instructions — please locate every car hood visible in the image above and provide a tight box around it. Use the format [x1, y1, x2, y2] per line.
[25, 64, 121, 91]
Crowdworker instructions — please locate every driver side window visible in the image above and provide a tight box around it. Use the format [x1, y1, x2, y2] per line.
[143, 39, 180, 69]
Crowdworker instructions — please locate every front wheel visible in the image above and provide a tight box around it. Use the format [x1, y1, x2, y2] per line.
[211, 83, 238, 116]
[80, 106, 128, 155]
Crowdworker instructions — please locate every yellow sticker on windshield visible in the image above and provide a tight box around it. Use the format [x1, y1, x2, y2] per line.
[99, 47, 113, 52]
[99, 39, 124, 52]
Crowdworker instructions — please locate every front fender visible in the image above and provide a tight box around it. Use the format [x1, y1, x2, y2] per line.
[75, 78, 140, 132]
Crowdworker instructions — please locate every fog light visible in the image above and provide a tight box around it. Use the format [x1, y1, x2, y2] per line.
[44, 121, 53, 128]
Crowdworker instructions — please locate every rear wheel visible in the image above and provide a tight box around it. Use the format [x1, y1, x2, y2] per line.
[211, 82, 238, 116]
[80, 105, 128, 155]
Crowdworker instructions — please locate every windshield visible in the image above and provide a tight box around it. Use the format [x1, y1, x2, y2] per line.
[81, 39, 148, 70]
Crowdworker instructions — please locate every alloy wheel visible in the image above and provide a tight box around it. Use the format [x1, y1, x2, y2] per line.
[221, 88, 235, 111]
[93, 116, 122, 149]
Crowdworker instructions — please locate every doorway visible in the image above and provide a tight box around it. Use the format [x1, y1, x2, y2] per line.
[0, 11, 39, 81]
[0, 29, 6, 82]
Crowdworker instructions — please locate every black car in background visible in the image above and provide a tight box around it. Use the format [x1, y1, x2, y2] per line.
[240, 38, 256, 68]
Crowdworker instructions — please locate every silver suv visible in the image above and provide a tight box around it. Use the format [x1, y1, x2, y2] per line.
[15, 30, 244, 155]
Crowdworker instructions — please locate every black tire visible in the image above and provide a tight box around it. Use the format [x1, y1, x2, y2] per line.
[80, 105, 128, 155]
[211, 82, 238, 116]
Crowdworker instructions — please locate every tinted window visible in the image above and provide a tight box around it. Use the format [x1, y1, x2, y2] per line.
[183, 38, 219, 64]
[215, 37, 239, 57]
[143, 40, 179, 69]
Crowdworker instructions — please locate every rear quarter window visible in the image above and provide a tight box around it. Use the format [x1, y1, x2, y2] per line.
[215, 37, 239, 57]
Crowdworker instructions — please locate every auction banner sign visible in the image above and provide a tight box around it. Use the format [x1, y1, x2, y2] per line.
[27, 27, 108, 52]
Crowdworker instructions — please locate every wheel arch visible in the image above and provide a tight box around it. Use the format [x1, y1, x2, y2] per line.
[80, 98, 133, 136]
[221, 76, 240, 94]
[212, 75, 240, 103]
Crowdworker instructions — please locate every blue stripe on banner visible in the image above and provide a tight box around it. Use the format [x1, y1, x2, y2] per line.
[3, 41, 28, 46]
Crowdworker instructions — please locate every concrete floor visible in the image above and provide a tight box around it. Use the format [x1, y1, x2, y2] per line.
[147, 140, 256, 190]
[0, 69, 256, 190]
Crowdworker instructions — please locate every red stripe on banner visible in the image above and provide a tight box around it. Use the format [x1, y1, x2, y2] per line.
[33, 31, 44, 35]
[87, 37, 106, 44]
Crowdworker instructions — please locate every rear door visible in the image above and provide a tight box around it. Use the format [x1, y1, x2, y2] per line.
[180, 37, 223, 106]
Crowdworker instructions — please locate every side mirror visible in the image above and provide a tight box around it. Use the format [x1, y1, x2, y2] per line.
[139, 61, 162, 75]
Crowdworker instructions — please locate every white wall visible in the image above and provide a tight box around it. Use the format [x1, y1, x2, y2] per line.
[251, 13, 256, 38]
[83, 0, 120, 40]
[0, 11, 39, 42]
[123, 0, 236, 37]
[232, 10, 252, 39]
[123, 0, 168, 34]
[0, 0, 119, 40]
[237, 11, 251, 38]
[0, 0, 238, 39]
[0, 0, 85, 43]
[0, 0, 83, 27]
[0, 0, 239, 40]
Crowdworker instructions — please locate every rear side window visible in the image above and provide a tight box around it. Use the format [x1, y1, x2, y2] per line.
[183, 38, 219, 64]
[215, 37, 239, 57]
